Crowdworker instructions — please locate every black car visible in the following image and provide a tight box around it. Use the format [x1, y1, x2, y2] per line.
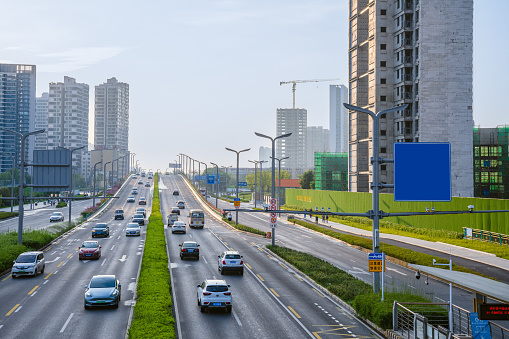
[173, 190, 179, 196]
[179, 241, 199, 260]
[171, 207, 180, 215]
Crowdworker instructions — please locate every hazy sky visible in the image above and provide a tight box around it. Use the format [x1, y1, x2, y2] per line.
[1, 0, 507, 170]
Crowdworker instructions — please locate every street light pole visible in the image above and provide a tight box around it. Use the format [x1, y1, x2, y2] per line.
[225, 147, 250, 225]
[58, 145, 86, 227]
[255, 132, 292, 247]
[344, 103, 407, 293]
[92, 161, 102, 208]
[103, 161, 112, 198]
[248, 160, 260, 208]
[1, 152, 16, 214]
[2, 128, 45, 245]
[259, 160, 267, 206]
[271, 156, 289, 209]
[210, 162, 219, 209]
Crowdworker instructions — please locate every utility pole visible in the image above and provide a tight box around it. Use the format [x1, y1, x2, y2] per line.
[225, 147, 250, 225]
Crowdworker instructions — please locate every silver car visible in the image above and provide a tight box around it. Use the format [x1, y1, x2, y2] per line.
[126, 223, 141, 236]
[49, 212, 64, 222]
[12, 251, 45, 278]
[84, 275, 121, 309]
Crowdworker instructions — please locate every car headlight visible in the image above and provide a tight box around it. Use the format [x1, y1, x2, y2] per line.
[110, 290, 119, 297]
[92, 230, 96, 232]
[85, 291, 91, 297]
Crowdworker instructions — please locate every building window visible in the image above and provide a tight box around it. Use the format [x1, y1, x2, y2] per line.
[381, 147, 387, 153]
[381, 61, 387, 67]
[381, 165, 387, 171]
[381, 96, 387, 101]
[380, 130, 387, 136]
[381, 44, 386, 50]
[381, 78, 386, 84]
[381, 9, 387, 15]
[381, 27, 386, 33]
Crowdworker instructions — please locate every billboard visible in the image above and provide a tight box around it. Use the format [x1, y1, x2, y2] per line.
[32, 150, 70, 192]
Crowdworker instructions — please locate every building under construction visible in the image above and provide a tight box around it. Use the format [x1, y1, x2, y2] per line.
[473, 125, 509, 198]
[314, 153, 348, 191]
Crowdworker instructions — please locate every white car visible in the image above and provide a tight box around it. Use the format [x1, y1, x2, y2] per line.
[197, 279, 232, 313]
[218, 251, 244, 275]
[171, 221, 186, 234]
[126, 223, 141, 236]
[167, 213, 178, 226]
[49, 212, 64, 222]
[12, 251, 45, 278]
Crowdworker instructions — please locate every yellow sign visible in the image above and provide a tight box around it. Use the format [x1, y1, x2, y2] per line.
[369, 260, 386, 272]
[234, 201, 240, 207]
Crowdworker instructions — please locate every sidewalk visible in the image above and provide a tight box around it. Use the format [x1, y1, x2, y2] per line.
[297, 214, 509, 272]
[0, 201, 52, 213]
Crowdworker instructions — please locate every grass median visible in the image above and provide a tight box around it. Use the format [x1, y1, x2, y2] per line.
[129, 173, 175, 338]
[0, 212, 18, 221]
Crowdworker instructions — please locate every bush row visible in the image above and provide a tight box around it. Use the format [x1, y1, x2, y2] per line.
[129, 173, 175, 338]
[267, 245, 439, 330]
[0, 212, 18, 221]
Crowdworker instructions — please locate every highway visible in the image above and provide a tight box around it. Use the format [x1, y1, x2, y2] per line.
[0, 176, 151, 338]
[163, 174, 382, 339]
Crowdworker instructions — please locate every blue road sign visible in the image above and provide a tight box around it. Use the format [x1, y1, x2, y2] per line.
[234, 198, 240, 201]
[238, 182, 247, 187]
[368, 253, 384, 260]
[207, 175, 215, 184]
[394, 143, 451, 201]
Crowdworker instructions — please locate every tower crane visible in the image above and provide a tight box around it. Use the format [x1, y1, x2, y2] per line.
[279, 78, 340, 109]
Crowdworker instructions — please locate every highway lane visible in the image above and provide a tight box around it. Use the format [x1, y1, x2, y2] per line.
[0, 176, 152, 338]
[162, 174, 381, 339]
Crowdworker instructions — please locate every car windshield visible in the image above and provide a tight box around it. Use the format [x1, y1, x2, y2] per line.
[182, 242, 197, 248]
[174, 222, 184, 226]
[127, 224, 139, 229]
[94, 224, 107, 229]
[133, 214, 143, 218]
[191, 212, 204, 218]
[51, 213, 61, 216]
[90, 277, 116, 288]
[16, 254, 36, 263]
[206, 285, 228, 292]
[82, 242, 98, 248]
[115, 210, 123, 213]
[225, 254, 241, 259]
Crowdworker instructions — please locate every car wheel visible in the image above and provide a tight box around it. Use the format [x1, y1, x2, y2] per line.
[220, 269, 224, 275]
[200, 306, 205, 313]
[197, 298, 200, 306]
[114, 298, 119, 308]
[196, 256, 199, 260]
[240, 269, 244, 276]
[11, 274, 16, 279]
[84, 302, 89, 310]
[180, 256, 183, 260]
[41, 265, 45, 274]
[227, 306, 232, 313]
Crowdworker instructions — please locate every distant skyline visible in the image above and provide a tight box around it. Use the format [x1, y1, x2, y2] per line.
[1, 0, 507, 171]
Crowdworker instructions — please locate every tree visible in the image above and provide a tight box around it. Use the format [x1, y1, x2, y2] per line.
[300, 170, 315, 189]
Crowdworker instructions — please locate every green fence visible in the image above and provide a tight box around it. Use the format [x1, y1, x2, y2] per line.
[286, 189, 509, 234]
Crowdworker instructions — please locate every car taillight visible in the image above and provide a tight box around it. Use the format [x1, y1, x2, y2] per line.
[222, 260, 226, 265]
[195, 248, 199, 252]
[224, 292, 231, 296]
[240, 260, 243, 265]
[182, 249, 187, 252]
[203, 292, 212, 296]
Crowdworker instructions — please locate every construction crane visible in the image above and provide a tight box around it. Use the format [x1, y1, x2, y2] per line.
[279, 78, 340, 109]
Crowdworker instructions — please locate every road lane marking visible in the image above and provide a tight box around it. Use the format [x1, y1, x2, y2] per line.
[256, 274, 264, 281]
[294, 274, 303, 281]
[257, 248, 263, 252]
[45, 256, 60, 264]
[245, 263, 252, 269]
[312, 288, 325, 298]
[15, 306, 22, 313]
[57, 262, 64, 268]
[111, 245, 115, 250]
[60, 313, 74, 333]
[224, 242, 228, 246]
[28, 286, 39, 295]
[267, 255, 273, 259]
[232, 310, 242, 327]
[67, 253, 73, 259]
[202, 256, 208, 264]
[43, 280, 49, 285]
[270, 288, 280, 297]
[119, 255, 127, 262]
[279, 263, 288, 269]
[249, 242, 255, 246]
[6, 304, 20, 316]
[288, 306, 301, 318]
[312, 333, 322, 339]
[2, 275, 10, 281]
[101, 259, 107, 267]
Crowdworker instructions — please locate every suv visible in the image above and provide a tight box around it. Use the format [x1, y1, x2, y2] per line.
[197, 279, 232, 313]
[92, 223, 110, 238]
[12, 251, 45, 278]
[173, 190, 179, 196]
[114, 209, 124, 220]
[177, 200, 185, 209]
[218, 251, 244, 275]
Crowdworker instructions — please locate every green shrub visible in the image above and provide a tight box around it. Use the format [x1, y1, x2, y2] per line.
[56, 201, 67, 208]
[0, 212, 18, 220]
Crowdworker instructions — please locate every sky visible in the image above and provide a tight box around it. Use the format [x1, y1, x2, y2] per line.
[1, 0, 507, 171]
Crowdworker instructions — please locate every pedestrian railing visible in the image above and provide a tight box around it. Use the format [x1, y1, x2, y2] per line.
[463, 227, 509, 246]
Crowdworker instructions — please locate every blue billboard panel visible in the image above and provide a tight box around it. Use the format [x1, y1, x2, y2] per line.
[394, 143, 451, 201]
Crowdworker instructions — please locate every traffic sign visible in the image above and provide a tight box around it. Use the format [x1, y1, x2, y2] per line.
[368, 253, 384, 260]
[270, 198, 277, 227]
[368, 252, 385, 272]
[234, 198, 240, 209]
[207, 175, 215, 184]
[238, 182, 247, 187]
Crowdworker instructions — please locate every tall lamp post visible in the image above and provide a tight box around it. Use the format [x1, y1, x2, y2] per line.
[58, 145, 86, 227]
[225, 147, 250, 225]
[92, 161, 103, 208]
[344, 103, 406, 293]
[248, 160, 260, 208]
[271, 156, 289, 209]
[112, 157, 121, 188]
[103, 161, 112, 198]
[2, 128, 45, 245]
[1, 152, 16, 214]
[255, 132, 292, 246]
[259, 160, 267, 204]
[221, 166, 232, 197]
[210, 162, 219, 208]
[200, 161, 208, 197]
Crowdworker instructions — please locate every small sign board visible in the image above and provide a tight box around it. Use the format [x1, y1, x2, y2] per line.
[270, 198, 277, 227]
[207, 175, 215, 185]
[234, 199, 240, 209]
[470, 313, 491, 339]
[238, 182, 247, 187]
[478, 304, 509, 321]
[394, 143, 451, 202]
[368, 252, 386, 272]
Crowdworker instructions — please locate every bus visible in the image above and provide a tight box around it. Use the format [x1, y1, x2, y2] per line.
[188, 209, 204, 229]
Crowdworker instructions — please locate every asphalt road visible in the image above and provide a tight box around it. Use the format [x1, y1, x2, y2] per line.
[0, 176, 152, 338]
[162, 175, 383, 339]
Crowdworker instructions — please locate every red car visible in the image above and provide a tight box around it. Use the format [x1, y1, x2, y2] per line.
[139, 197, 147, 205]
[78, 241, 102, 260]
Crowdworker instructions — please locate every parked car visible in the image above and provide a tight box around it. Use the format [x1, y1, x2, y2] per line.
[171, 221, 186, 234]
[127, 196, 135, 203]
[197, 279, 232, 313]
[171, 207, 180, 215]
[167, 213, 178, 226]
[138, 197, 147, 205]
[92, 223, 110, 238]
[84, 275, 121, 309]
[50, 212, 64, 222]
[114, 209, 124, 220]
[79, 241, 102, 260]
[136, 207, 146, 217]
[179, 241, 199, 260]
[218, 251, 244, 275]
[11, 251, 45, 278]
[177, 200, 185, 209]
[132, 214, 145, 225]
[125, 223, 141, 236]
[173, 189, 179, 196]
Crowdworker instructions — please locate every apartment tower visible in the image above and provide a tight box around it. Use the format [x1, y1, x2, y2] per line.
[348, 0, 474, 197]
[35, 92, 49, 150]
[276, 108, 307, 178]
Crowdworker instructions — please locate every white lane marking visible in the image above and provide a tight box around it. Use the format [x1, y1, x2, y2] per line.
[31, 291, 37, 296]
[51, 251, 57, 255]
[101, 259, 107, 267]
[128, 282, 136, 292]
[0, 325, 3, 330]
[60, 313, 74, 333]
[232, 310, 242, 326]
[407, 285, 416, 289]
[43, 280, 49, 285]
[202, 256, 208, 264]
[119, 255, 127, 262]
[15, 306, 22, 313]
[45, 256, 61, 264]
[118, 235, 121, 239]
[386, 268, 407, 276]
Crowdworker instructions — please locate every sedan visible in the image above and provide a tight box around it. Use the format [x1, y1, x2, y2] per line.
[92, 223, 109, 238]
[145, 181, 151, 187]
[79, 241, 102, 260]
[49, 212, 64, 222]
[171, 207, 180, 215]
[171, 221, 186, 234]
[218, 251, 244, 275]
[127, 196, 135, 203]
[136, 208, 146, 217]
[179, 241, 199, 260]
[177, 200, 185, 209]
[84, 275, 121, 309]
[138, 180, 143, 185]
[132, 214, 145, 225]
[139, 197, 147, 205]
[125, 223, 141, 236]
[197, 279, 232, 313]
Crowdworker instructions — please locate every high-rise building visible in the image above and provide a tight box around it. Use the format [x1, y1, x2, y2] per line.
[94, 77, 129, 151]
[35, 92, 49, 150]
[348, 0, 474, 197]
[47, 76, 90, 173]
[0, 64, 36, 174]
[276, 108, 307, 178]
[259, 146, 271, 164]
[306, 126, 330, 169]
[329, 85, 348, 153]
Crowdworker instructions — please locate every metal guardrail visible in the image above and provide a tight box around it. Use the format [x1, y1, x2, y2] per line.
[463, 227, 509, 246]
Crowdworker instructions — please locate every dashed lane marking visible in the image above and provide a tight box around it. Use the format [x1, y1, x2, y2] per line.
[312, 288, 325, 298]
[57, 262, 64, 268]
[44, 272, 53, 279]
[288, 306, 301, 318]
[28, 285, 39, 295]
[270, 288, 280, 297]
[6, 304, 20, 316]
[2, 275, 9, 281]
[256, 274, 264, 281]
[294, 274, 303, 281]
[245, 263, 252, 269]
